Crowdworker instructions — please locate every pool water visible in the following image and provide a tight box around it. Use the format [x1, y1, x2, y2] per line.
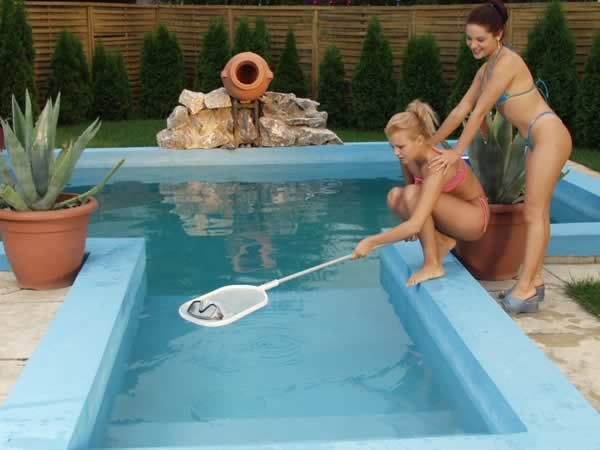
[80, 177, 468, 447]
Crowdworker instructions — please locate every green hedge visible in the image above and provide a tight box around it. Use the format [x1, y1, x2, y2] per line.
[351, 16, 396, 130]
[91, 42, 131, 120]
[270, 29, 308, 97]
[575, 31, 600, 150]
[447, 34, 482, 114]
[0, 0, 37, 118]
[318, 45, 350, 128]
[397, 33, 447, 120]
[140, 24, 185, 118]
[194, 19, 231, 93]
[47, 30, 92, 125]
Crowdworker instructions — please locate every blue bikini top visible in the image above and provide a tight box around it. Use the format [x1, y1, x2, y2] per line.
[482, 45, 550, 106]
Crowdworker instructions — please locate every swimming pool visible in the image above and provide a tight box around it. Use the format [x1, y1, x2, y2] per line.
[1, 143, 600, 450]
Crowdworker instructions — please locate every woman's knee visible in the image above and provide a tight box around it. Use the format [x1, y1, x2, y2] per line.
[387, 187, 404, 210]
[402, 184, 420, 211]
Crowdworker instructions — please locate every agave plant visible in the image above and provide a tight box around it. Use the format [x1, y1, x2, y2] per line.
[468, 110, 526, 204]
[0, 92, 124, 211]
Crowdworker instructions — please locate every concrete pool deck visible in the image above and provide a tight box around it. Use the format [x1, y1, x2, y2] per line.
[1, 261, 599, 412]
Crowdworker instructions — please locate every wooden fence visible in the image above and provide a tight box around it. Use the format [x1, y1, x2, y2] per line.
[27, 1, 600, 104]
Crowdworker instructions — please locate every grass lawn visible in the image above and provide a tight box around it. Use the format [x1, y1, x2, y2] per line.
[565, 278, 600, 317]
[570, 148, 600, 173]
[56, 118, 386, 147]
[56, 119, 600, 173]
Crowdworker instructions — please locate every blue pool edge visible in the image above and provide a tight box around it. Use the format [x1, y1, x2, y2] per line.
[0, 238, 146, 450]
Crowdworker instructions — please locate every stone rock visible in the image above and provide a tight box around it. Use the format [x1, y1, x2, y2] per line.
[238, 110, 258, 144]
[204, 87, 232, 109]
[179, 90, 205, 114]
[296, 97, 320, 114]
[295, 127, 343, 146]
[259, 117, 297, 147]
[157, 128, 201, 149]
[167, 106, 191, 130]
[285, 111, 327, 128]
[190, 108, 235, 149]
[261, 92, 304, 119]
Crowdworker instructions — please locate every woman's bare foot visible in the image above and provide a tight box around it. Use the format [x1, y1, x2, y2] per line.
[406, 264, 445, 286]
[436, 233, 456, 262]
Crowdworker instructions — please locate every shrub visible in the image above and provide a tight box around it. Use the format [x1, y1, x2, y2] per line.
[91, 42, 131, 120]
[194, 19, 231, 92]
[140, 24, 185, 118]
[252, 17, 272, 66]
[524, 0, 578, 130]
[47, 30, 92, 124]
[351, 16, 396, 130]
[0, 0, 37, 118]
[575, 31, 600, 149]
[233, 18, 254, 55]
[397, 33, 447, 119]
[270, 29, 308, 97]
[447, 34, 483, 114]
[317, 45, 349, 128]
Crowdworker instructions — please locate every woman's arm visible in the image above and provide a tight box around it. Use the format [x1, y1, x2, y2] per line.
[429, 65, 485, 146]
[353, 170, 446, 257]
[429, 58, 515, 172]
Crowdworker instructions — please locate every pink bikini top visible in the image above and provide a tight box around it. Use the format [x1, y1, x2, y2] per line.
[413, 152, 467, 193]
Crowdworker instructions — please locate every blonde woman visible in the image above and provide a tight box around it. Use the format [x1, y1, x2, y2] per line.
[352, 100, 489, 287]
[428, 0, 572, 313]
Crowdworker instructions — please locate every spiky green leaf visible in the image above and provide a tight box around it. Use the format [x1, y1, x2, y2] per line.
[0, 118, 38, 204]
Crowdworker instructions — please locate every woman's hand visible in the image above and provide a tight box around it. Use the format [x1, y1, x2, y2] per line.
[352, 237, 377, 259]
[429, 149, 461, 173]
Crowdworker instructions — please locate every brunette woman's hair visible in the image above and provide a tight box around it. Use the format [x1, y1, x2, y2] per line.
[467, 0, 508, 36]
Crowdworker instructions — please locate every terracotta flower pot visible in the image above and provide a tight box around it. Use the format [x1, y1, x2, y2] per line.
[221, 52, 273, 101]
[0, 194, 98, 289]
[453, 203, 526, 281]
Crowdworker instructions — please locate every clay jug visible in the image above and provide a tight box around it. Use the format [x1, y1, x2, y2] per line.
[221, 52, 273, 102]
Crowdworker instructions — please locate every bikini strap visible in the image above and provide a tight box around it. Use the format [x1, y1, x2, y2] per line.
[535, 79, 550, 101]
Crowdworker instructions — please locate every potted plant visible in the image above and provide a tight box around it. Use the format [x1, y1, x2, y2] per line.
[0, 92, 124, 289]
[453, 110, 527, 280]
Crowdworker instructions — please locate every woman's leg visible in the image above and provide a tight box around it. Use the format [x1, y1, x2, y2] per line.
[388, 185, 487, 285]
[510, 119, 572, 301]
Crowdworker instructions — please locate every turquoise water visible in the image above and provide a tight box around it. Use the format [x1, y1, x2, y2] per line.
[81, 176, 466, 447]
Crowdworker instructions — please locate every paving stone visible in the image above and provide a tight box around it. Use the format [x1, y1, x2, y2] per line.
[0, 360, 26, 400]
[0, 302, 62, 359]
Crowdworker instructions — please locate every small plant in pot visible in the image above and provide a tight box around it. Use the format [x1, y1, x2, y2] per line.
[453, 110, 527, 280]
[0, 92, 124, 289]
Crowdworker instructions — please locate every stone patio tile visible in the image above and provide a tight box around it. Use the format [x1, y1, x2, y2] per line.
[0, 302, 62, 359]
[544, 264, 600, 284]
[0, 360, 26, 399]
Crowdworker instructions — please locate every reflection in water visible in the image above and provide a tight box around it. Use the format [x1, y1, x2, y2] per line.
[76, 176, 464, 446]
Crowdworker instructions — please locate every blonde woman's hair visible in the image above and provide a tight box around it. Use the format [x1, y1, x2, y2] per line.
[384, 100, 439, 140]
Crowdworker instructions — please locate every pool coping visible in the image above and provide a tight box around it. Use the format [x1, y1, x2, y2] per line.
[0, 238, 146, 450]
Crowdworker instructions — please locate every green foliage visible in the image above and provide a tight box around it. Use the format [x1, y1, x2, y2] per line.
[233, 18, 254, 54]
[47, 30, 92, 125]
[252, 17, 272, 66]
[194, 19, 230, 93]
[270, 29, 308, 98]
[0, 92, 124, 211]
[140, 24, 185, 118]
[0, 0, 37, 119]
[91, 42, 131, 120]
[575, 31, 600, 149]
[448, 34, 483, 114]
[565, 278, 600, 317]
[397, 33, 447, 120]
[351, 16, 396, 130]
[317, 45, 349, 128]
[524, 0, 578, 130]
[469, 111, 526, 204]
